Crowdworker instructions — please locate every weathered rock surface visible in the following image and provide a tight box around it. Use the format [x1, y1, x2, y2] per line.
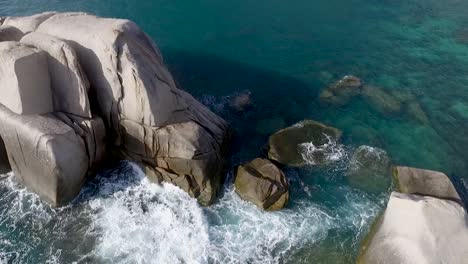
[0, 104, 101, 206]
[0, 41, 53, 115]
[0, 137, 10, 174]
[268, 120, 342, 167]
[1, 12, 56, 33]
[393, 166, 461, 203]
[358, 192, 468, 264]
[21, 32, 92, 118]
[0, 25, 23, 41]
[346, 146, 392, 193]
[319, 75, 363, 106]
[235, 158, 288, 211]
[0, 12, 230, 206]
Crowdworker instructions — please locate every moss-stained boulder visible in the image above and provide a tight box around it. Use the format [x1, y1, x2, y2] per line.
[346, 146, 392, 194]
[235, 158, 288, 211]
[357, 192, 468, 264]
[393, 166, 462, 203]
[268, 120, 342, 167]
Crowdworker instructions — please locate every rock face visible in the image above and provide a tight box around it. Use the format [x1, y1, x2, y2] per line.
[235, 158, 288, 211]
[0, 12, 230, 206]
[358, 192, 468, 264]
[268, 120, 342, 167]
[0, 137, 10, 174]
[0, 41, 53, 114]
[393, 166, 462, 203]
[0, 104, 105, 206]
[0, 25, 24, 41]
[21, 32, 92, 118]
[346, 146, 392, 194]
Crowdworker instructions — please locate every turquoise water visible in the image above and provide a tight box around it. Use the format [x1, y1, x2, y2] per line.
[1, 0, 468, 263]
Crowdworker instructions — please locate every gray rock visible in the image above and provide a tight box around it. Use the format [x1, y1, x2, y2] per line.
[268, 120, 342, 167]
[21, 32, 92, 118]
[28, 12, 230, 205]
[235, 158, 288, 211]
[1, 12, 57, 33]
[0, 136, 10, 174]
[346, 146, 392, 194]
[358, 192, 468, 264]
[393, 166, 461, 203]
[0, 104, 89, 207]
[0, 41, 53, 115]
[0, 25, 24, 41]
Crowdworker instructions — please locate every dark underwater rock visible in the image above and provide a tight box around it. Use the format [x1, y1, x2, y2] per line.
[346, 146, 392, 194]
[267, 120, 342, 167]
[319, 75, 363, 106]
[235, 158, 288, 211]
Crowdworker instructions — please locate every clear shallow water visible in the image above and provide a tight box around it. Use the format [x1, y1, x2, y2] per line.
[1, 0, 467, 263]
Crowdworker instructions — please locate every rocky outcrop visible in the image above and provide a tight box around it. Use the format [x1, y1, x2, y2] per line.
[0, 137, 10, 174]
[0, 25, 24, 41]
[235, 158, 288, 211]
[0, 104, 105, 206]
[0, 12, 230, 206]
[358, 192, 468, 264]
[21, 32, 92, 118]
[268, 120, 342, 167]
[393, 166, 462, 203]
[0, 41, 53, 114]
[346, 146, 392, 194]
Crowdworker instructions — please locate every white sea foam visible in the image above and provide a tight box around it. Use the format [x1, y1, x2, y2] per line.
[298, 134, 347, 165]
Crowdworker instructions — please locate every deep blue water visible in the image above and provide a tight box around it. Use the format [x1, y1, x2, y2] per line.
[1, 0, 467, 263]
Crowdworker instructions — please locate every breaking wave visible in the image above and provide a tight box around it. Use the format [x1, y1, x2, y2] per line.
[298, 134, 347, 165]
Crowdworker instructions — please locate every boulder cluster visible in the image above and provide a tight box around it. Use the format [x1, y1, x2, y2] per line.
[0, 12, 230, 207]
[320, 75, 429, 124]
[234, 120, 342, 211]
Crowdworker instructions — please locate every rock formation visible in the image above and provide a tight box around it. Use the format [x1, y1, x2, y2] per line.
[268, 120, 342, 167]
[319, 75, 363, 106]
[0, 137, 10, 174]
[357, 192, 468, 264]
[0, 12, 230, 206]
[393, 166, 462, 203]
[235, 158, 288, 211]
[346, 146, 392, 194]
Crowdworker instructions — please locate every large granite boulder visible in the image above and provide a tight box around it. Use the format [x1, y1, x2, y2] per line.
[21, 32, 92, 118]
[358, 192, 468, 264]
[0, 104, 105, 206]
[268, 120, 342, 167]
[393, 166, 462, 203]
[319, 75, 363, 106]
[0, 12, 231, 205]
[346, 146, 392, 194]
[0, 25, 23, 41]
[0, 137, 10, 174]
[0, 41, 53, 114]
[235, 158, 288, 211]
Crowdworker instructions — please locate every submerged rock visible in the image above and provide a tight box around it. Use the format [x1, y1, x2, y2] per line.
[268, 120, 342, 167]
[393, 166, 462, 203]
[0, 104, 105, 207]
[358, 192, 468, 264]
[362, 85, 402, 115]
[229, 90, 252, 111]
[21, 32, 92, 118]
[0, 137, 10, 174]
[405, 101, 429, 125]
[346, 146, 392, 194]
[235, 158, 288, 211]
[0, 41, 53, 115]
[319, 75, 363, 106]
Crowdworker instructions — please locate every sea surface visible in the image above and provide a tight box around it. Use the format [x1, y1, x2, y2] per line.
[1, 0, 468, 263]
